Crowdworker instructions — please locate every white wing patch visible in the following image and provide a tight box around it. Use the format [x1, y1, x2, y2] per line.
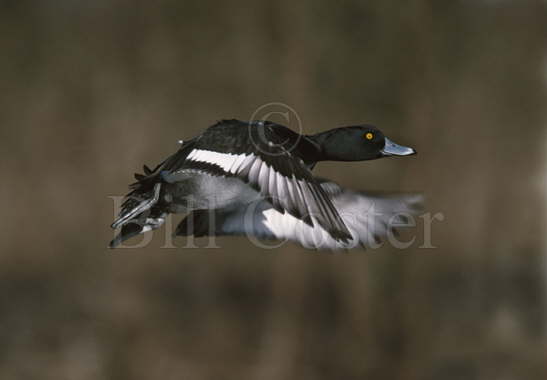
[186, 149, 251, 174]
[261, 209, 360, 249]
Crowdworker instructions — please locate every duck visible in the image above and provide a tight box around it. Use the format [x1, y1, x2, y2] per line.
[109, 119, 420, 249]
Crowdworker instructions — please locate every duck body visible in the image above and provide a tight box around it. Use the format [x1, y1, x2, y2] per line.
[110, 119, 419, 249]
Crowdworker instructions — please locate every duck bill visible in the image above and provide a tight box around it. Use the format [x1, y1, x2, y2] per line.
[381, 138, 416, 156]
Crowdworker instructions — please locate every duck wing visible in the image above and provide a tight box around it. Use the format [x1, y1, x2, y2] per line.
[163, 120, 352, 242]
[176, 178, 423, 250]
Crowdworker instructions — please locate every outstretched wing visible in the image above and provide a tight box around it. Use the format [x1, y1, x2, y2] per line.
[163, 120, 352, 242]
[176, 179, 423, 250]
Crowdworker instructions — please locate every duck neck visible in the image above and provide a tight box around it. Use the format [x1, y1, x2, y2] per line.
[306, 129, 347, 162]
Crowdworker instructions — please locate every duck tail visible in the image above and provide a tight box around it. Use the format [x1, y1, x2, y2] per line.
[109, 165, 167, 248]
[109, 138, 198, 248]
[109, 204, 167, 248]
[111, 181, 161, 228]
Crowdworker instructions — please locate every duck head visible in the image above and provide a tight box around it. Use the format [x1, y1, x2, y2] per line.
[309, 125, 416, 162]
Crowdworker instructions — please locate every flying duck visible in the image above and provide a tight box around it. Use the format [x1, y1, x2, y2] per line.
[110, 119, 420, 249]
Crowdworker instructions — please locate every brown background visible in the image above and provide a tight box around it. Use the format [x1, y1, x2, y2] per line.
[1, 1, 546, 379]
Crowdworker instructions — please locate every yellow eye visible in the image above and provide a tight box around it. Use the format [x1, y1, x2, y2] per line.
[365, 132, 374, 140]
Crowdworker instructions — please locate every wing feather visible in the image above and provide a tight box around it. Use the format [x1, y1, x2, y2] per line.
[170, 121, 352, 241]
[176, 180, 423, 250]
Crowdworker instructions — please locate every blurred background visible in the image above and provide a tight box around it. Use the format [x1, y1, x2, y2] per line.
[1, 1, 546, 379]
